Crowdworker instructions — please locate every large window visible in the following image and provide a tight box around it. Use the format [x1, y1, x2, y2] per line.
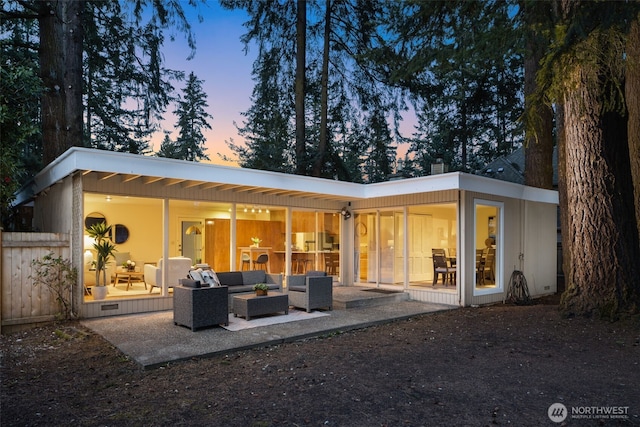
[83, 193, 163, 301]
[355, 205, 457, 287]
[407, 204, 457, 287]
[474, 200, 503, 295]
[291, 210, 340, 276]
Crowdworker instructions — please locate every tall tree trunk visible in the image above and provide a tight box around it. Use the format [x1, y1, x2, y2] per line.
[523, 0, 554, 189]
[39, 1, 66, 165]
[559, 63, 640, 318]
[626, 18, 640, 241]
[556, 105, 571, 294]
[295, 0, 306, 175]
[64, 0, 84, 148]
[313, 0, 330, 177]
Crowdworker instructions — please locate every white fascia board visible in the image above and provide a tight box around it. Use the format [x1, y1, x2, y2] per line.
[25, 147, 366, 201]
[15, 148, 558, 206]
[363, 172, 557, 204]
[13, 148, 82, 205]
[457, 173, 558, 204]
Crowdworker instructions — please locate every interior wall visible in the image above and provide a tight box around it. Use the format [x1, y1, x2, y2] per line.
[84, 196, 163, 266]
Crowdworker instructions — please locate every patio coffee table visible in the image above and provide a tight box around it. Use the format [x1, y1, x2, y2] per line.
[232, 292, 289, 320]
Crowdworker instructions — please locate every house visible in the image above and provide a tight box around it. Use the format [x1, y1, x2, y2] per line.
[477, 146, 559, 188]
[14, 147, 558, 318]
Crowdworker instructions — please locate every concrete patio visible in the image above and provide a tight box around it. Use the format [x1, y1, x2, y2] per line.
[81, 287, 457, 369]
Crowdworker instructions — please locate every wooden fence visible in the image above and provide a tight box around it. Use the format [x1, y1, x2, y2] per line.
[0, 231, 71, 333]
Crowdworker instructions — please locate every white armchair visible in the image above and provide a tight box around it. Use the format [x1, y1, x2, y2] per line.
[145, 257, 193, 293]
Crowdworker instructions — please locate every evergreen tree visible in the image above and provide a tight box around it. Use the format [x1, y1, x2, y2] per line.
[366, 0, 524, 174]
[536, 0, 640, 318]
[222, 0, 405, 182]
[172, 72, 212, 162]
[0, 10, 42, 228]
[156, 134, 182, 159]
[1, 0, 204, 163]
[227, 49, 294, 172]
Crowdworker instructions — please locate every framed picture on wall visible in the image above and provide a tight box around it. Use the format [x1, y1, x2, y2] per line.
[488, 216, 496, 240]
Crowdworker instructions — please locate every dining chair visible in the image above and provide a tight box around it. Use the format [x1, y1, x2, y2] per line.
[447, 248, 457, 267]
[475, 249, 485, 285]
[433, 254, 456, 286]
[324, 252, 339, 275]
[483, 248, 496, 283]
[432, 248, 447, 281]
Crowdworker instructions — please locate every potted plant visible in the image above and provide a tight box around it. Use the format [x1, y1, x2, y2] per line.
[250, 237, 262, 247]
[254, 283, 269, 296]
[122, 259, 136, 271]
[86, 222, 116, 300]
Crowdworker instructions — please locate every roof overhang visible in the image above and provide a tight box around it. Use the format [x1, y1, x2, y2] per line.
[14, 147, 559, 206]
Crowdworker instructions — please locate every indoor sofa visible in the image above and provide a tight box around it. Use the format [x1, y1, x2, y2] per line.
[215, 270, 283, 309]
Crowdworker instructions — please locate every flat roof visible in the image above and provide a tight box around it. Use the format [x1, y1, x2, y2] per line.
[15, 147, 558, 205]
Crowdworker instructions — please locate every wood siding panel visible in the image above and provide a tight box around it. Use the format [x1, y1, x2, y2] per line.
[82, 174, 345, 211]
[351, 190, 458, 210]
[408, 289, 458, 306]
[81, 297, 172, 318]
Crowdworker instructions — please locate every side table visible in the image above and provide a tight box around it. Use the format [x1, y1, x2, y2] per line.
[174, 286, 229, 331]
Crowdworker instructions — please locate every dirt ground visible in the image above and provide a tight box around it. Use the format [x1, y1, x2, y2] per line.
[2, 296, 639, 427]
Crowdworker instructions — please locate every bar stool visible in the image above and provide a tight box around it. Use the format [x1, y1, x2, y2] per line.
[292, 254, 304, 274]
[300, 254, 313, 273]
[253, 253, 270, 273]
[240, 251, 251, 270]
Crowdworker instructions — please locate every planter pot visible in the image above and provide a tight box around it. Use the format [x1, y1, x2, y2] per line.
[93, 286, 108, 300]
[255, 289, 268, 296]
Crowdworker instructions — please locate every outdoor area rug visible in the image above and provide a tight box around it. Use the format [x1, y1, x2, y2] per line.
[222, 309, 330, 332]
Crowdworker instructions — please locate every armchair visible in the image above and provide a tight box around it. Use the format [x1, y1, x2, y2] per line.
[287, 273, 333, 313]
[145, 256, 193, 293]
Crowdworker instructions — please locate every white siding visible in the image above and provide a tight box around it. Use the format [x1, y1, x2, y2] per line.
[81, 296, 173, 318]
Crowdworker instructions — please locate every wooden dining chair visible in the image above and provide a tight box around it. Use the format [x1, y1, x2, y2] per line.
[482, 248, 495, 283]
[433, 254, 456, 286]
[476, 249, 485, 285]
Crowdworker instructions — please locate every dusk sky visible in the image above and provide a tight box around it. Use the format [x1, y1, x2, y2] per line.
[154, 2, 254, 166]
[155, 2, 412, 167]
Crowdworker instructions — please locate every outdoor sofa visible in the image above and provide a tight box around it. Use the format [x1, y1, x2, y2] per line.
[215, 270, 283, 310]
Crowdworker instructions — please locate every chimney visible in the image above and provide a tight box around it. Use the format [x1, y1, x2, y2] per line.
[430, 158, 448, 175]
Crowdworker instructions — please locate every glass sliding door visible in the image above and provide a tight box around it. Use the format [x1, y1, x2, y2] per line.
[354, 210, 404, 285]
[318, 212, 340, 277]
[379, 210, 404, 285]
[354, 212, 377, 283]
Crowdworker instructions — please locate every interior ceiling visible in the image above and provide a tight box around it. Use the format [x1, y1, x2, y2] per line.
[82, 171, 352, 205]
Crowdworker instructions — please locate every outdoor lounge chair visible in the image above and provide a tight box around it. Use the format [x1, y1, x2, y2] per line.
[287, 273, 333, 313]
